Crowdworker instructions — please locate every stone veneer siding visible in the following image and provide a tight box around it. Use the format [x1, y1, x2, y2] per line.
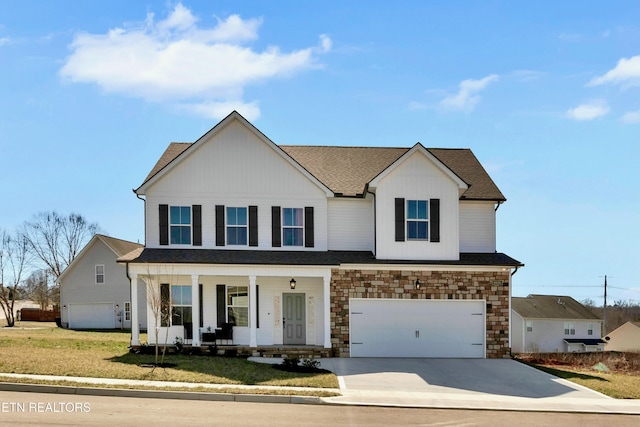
[330, 268, 511, 358]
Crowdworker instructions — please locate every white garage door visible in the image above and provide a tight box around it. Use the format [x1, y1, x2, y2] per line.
[68, 303, 115, 329]
[350, 299, 485, 358]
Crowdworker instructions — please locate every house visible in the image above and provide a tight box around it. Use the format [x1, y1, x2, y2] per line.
[58, 234, 146, 330]
[511, 294, 605, 353]
[119, 111, 523, 358]
[604, 322, 640, 353]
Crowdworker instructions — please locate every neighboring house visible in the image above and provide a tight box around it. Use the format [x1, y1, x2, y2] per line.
[604, 322, 640, 353]
[58, 234, 146, 330]
[511, 294, 605, 353]
[119, 111, 522, 358]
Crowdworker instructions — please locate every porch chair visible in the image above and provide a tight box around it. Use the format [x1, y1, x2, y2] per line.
[215, 322, 234, 345]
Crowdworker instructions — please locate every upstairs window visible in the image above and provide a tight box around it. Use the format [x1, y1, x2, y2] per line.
[587, 323, 594, 336]
[283, 208, 303, 246]
[564, 322, 576, 335]
[95, 265, 105, 284]
[526, 321, 533, 332]
[170, 206, 191, 245]
[227, 207, 248, 245]
[406, 200, 428, 240]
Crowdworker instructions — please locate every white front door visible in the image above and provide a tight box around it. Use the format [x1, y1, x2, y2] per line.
[283, 293, 306, 345]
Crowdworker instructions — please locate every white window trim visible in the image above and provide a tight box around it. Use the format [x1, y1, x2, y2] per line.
[525, 320, 533, 332]
[95, 265, 105, 284]
[169, 205, 192, 245]
[226, 285, 249, 327]
[171, 285, 193, 326]
[587, 323, 594, 336]
[282, 207, 304, 247]
[564, 322, 576, 336]
[226, 206, 248, 246]
[406, 199, 429, 241]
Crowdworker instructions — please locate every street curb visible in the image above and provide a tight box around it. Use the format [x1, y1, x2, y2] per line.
[0, 382, 323, 405]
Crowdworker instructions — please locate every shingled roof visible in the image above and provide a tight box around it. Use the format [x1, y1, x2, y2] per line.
[141, 143, 505, 200]
[512, 295, 602, 320]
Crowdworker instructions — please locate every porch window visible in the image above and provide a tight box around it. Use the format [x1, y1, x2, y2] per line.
[587, 323, 594, 336]
[170, 206, 191, 245]
[95, 265, 105, 284]
[171, 285, 192, 326]
[564, 322, 576, 335]
[283, 208, 303, 246]
[226, 207, 248, 245]
[124, 302, 131, 321]
[227, 285, 248, 326]
[406, 200, 428, 240]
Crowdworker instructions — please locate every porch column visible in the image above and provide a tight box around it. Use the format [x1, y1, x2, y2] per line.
[249, 275, 257, 348]
[323, 273, 331, 349]
[191, 274, 200, 346]
[130, 273, 140, 346]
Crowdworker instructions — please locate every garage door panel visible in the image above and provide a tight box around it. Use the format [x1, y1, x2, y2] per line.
[350, 299, 485, 358]
[69, 303, 115, 329]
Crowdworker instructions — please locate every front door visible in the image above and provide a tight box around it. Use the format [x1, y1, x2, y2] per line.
[283, 293, 306, 345]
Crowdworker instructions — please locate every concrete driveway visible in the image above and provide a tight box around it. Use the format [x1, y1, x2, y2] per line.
[318, 358, 640, 413]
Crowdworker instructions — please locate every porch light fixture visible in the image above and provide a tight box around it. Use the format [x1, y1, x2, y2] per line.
[415, 279, 421, 289]
[289, 278, 297, 289]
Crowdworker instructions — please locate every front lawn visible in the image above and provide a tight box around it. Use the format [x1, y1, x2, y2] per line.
[0, 323, 338, 390]
[515, 352, 640, 399]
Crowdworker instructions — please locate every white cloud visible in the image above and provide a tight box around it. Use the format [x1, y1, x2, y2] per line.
[59, 3, 330, 119]
[440, 74, 499, 112]
[621, 110, 640, 124]
[566, 100, 610, 121]
[0, 37, 9, 46]
[512, 69, 545, 82]
[587, 55, 640, 88]
[179, 100, 261, 121]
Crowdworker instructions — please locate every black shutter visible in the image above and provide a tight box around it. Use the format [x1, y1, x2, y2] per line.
[215, 205, 225, 246]
[199, 284, 203, 328]
[192, 205, 202, 246]
[430, 199, 440, 242]
[249, 206, 258, 246]
[159, 204, 169, 245]
[271, 206, 281, 247]
[160, 283, 170, 327]
[304, 206, 314, 248]
[395, 198, 405, 242]
[256, 285, 260, 329]
[216, 285, 226, 327]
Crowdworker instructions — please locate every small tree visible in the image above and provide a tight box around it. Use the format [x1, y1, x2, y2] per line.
[0, 230, 30, 327]
[142, 265, 174, 367]
[22, 269, 51, 309]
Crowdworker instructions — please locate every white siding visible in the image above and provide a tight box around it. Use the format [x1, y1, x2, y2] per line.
[459, 201, 496, 252]
[512, 317, 603, 353]
[327, 195, 374, 251]
[510, 311, 525, 353]
[374, 150, 460, 260]
[144, 120, 328, 250]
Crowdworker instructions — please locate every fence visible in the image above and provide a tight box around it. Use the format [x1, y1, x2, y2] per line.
[19, 308, 60, 322]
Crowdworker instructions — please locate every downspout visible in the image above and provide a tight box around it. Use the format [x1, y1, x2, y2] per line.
[366, 187, 376, 257]
[508, 265, 521, 355]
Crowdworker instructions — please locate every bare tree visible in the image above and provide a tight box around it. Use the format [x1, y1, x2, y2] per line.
[22, 269, 51, 309]
[23, 211, 100, 279]
[142, 265, 174, 367]
[0, 230, 30, 327]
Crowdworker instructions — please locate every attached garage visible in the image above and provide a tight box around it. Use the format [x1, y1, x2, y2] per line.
[68, 303, 115, 329]
[349, 299, 486, 358]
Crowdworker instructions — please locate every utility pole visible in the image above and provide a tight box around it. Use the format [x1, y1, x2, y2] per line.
[603, 275, 607, 334]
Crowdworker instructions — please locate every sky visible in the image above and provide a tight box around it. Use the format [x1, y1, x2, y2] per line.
[1, 1, 638, 304]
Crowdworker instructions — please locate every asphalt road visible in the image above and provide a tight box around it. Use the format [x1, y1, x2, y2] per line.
[0, 391, 638, 427]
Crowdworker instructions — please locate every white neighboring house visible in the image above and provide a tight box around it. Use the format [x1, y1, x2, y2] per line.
[604, 322, 640, 353]
[119, 111, 523, 358]
[58, 234, 146, 330]
[511, 295, 605, 353]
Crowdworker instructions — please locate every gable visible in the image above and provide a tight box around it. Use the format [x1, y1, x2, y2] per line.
[136, 112, 332, 197]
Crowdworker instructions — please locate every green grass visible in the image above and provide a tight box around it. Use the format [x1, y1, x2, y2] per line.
[0, 323, 338, 392]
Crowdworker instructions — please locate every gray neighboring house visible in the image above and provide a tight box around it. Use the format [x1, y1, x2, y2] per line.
[58, 234, 146, 330]
[511, 294, 605, 353]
